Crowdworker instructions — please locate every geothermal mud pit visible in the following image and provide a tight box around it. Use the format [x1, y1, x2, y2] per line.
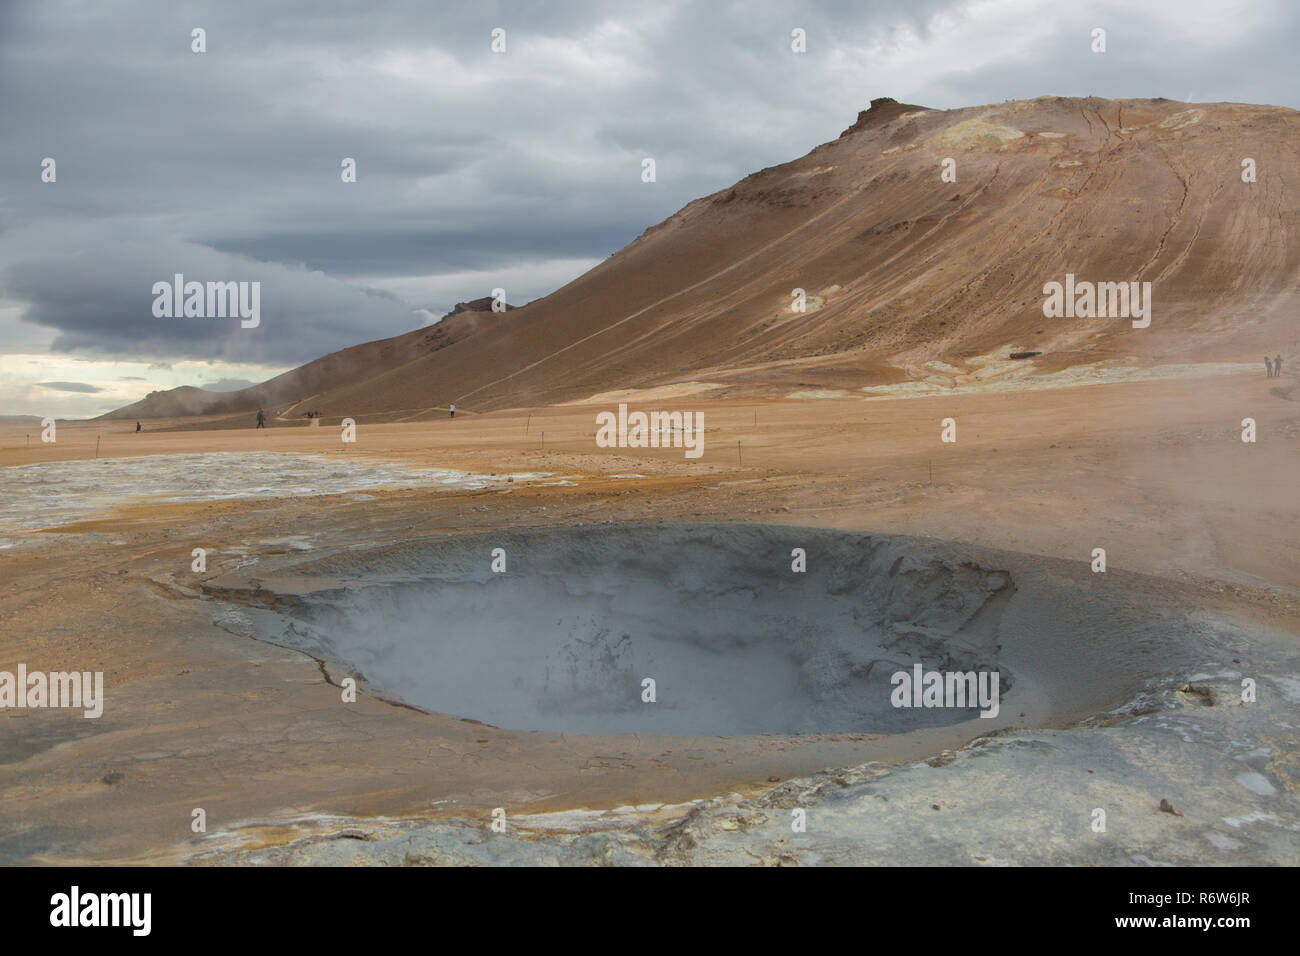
[215, 524, 1201, 737]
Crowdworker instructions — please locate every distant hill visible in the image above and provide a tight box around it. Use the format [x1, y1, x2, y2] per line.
[104, 95, 1300, 425]
[98, 297, 515, 424]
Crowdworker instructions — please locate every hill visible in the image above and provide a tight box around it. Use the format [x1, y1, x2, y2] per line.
[100, 297, 514, 424]
[106, 95, 1300, 424]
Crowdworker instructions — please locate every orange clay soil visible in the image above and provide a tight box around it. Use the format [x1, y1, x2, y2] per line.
[1, 370, 1296, 862]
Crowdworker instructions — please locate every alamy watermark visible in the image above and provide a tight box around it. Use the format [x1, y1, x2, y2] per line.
[0, 665, 103, 718]
[1042, 273, 1151, 328]
[890, 663, 1000, 718]
[50, 886, 150, 936]
[595, 403, 704, 458]
[152, 274, 260, 328]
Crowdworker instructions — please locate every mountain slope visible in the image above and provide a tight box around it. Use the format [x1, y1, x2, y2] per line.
[109, 95, 1300, 424]
[100, 297, 513, 422]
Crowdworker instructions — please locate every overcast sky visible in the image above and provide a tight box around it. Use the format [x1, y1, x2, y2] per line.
[2, 0, 1295, 417]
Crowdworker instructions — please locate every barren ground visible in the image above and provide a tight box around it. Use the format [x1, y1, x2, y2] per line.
[1, 369, 1296, 863]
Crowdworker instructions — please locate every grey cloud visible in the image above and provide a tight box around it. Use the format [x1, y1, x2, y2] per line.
[38, 381, 103, 393]
[207, 223, 642, 277]
[200, 378, 258, 391]
[3, 225, 419, 364]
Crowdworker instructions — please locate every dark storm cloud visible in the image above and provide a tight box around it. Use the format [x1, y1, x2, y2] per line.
[1, 0, 1294, 369]
[2, 226, 418, 363]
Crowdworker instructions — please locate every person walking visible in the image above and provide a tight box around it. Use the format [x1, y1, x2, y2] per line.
[256, 408, 266, 428]
[1265, 356, 1274, 378]
[135, 421, 141, 433]
[449, 403, 455, 419]
[1274, 354, 1283, 378]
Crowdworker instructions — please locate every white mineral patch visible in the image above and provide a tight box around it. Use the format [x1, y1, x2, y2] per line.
[1159, 109, 1205, 130]
[259, 536, 316, 551]
[861, 360, 1256, 400]
[1234, 772, 1278, 797]
[1223, 811, 1279, 828]
[0, 452, 551, 538]
[1267, 675, 1300, 703]
[1204, 832, 1244, 851]
[787, 389, 852, 399]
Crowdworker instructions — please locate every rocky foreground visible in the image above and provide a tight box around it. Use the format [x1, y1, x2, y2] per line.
[192, 663, 1300, 866]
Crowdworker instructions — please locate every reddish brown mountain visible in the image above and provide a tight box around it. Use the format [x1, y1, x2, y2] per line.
[107, 95, 1300, 425]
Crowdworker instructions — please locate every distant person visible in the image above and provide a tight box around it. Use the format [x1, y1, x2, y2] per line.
[1265, 356, 1273, 378]
[1275, 354, 1283, 377]
[449, 403, 455, 419]
[256, 408, 266, 428]
[135, 421, 141, 432]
